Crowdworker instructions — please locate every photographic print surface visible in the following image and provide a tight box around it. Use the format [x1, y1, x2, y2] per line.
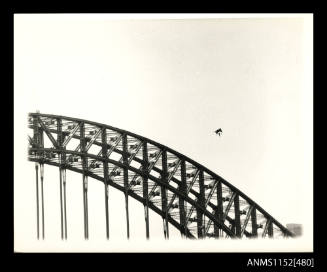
[14, 13, 313, 252]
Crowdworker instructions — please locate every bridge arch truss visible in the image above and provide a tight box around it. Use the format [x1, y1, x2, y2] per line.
[27, 113, 294, 240]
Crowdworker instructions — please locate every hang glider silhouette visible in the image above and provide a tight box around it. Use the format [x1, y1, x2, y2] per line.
[214, 128, 223, 136]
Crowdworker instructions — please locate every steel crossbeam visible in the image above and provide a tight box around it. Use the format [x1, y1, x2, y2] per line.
[204, 180, 218, 207]
[166, 194, 178, 212]
[127, 141, 143, 164]
[28, 135, 35, 146]
[186, 170, 200, 194]
[37, 116, 59, 149]
[108, 139, 144, 182]
[148, 150, 163, 172]
[145, 150, 163, 199]
[167, 159, 181, 182]
[204, 212, 215, 234]
[251, 207, 258, 237]
[185, 204, 196, 225]
[85, 128, 102, 151]
[126, 141, 144, 190]
[262, 218, 272, 238]
[107, 134, 123, 157]
[93, 134, 124, 161]
[222, 192, 236, 222]
[241, 205, 253, 237]
[67, 128, 101, 162]
[62, 124, 80, 147]
[66, 128, 102, 166]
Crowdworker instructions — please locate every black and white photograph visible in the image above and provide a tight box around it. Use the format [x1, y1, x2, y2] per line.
[14, 13, 313, 253]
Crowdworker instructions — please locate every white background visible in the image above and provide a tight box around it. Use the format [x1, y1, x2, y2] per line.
[14, 14, 313, 252]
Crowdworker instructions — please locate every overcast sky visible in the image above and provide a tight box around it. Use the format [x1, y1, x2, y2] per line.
[14, 14, 313, 252]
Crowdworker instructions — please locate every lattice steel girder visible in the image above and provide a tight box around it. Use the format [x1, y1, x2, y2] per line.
[163, 160, 189, 214]
[148, 149, 163, 172]
[36, 116, 59, 149]
[64, 144, 208, 218]
[132, 148, 163, 196]
[106, 134, 123, 158]
[62, 124, 80, 147]
[222, 192, 236, 222]
[241, 205, 253, 237]
[128, 140, 143, 163]
[186, 169, 200, 194]
[29, 144, 292, 238]
[204, 179, 218, 207]
[68, 127, 101, 161]
[167, 159, 181, 182]
[28, 113, 294, 238]
[85, 128, 102, 151]
[147, 150, 164, 200]
[29, 157, 195, 238]
[28, 121, 293, 236]
[126, 140, 143, 190]
[29, 148, 236, 237]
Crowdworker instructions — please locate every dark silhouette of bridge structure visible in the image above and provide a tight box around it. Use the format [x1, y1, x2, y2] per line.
[27, 112, 294, 240]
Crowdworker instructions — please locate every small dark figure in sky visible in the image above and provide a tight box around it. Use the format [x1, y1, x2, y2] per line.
[214, 128, 223, 136]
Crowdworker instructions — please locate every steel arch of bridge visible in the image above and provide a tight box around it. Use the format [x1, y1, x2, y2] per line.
[27, 113, 294, 240]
